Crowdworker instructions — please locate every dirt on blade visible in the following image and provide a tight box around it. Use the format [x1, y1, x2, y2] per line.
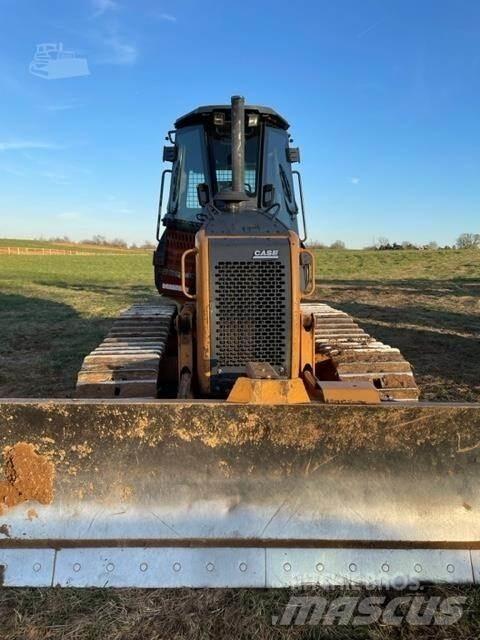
[0, 442, 54, 514]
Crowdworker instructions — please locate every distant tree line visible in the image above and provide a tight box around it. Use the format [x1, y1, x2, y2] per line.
[36, 235, 155, 250]
[308, 233, 480, 251]
[455, 233, 480, 249]
[366, 238, 443, 251]
[39, 232, 480, 251]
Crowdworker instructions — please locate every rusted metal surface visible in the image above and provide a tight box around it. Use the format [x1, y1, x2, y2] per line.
[226, 377, 310, 403]
[75, 302, 176, 398]
[313, 380, 381, 404]
[0, 399, 479, 546]
[302, 303, 420, 401]
[0, 399, 479, 587]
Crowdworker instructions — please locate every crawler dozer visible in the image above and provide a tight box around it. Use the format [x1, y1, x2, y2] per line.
[1, 97, 479, 589]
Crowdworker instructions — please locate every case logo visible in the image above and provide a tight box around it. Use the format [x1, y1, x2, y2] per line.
[253, 249, 279, 260]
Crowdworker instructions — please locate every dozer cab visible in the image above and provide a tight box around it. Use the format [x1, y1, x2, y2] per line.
[152, 96, 319, 404]
[77, 96, 418, 404]
[0, 97, 479, 589]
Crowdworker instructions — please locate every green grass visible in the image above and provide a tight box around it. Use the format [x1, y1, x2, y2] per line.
[0, 247, 480, 638]
[0, 253, 153, 311]
[0, 237, 149, 253]
[315, 248, 480, 280]
[0, 254, 154, 395]
[1, 248, 478, 399]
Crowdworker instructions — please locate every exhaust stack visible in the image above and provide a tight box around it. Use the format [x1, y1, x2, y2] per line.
[231, 95, 245, 197]
[215, 95, 249, 209]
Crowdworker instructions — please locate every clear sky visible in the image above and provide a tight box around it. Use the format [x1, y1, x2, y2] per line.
[0, 0, 479, 247]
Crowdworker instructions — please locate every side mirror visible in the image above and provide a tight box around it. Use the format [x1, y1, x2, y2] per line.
[262, 183, 275, 207]
[197, 183, 210, 207]
[163, 146, 177, 163]
[286, 147, 300, 163]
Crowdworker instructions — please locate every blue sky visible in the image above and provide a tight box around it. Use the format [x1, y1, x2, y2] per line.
[0, 0, 478, 247]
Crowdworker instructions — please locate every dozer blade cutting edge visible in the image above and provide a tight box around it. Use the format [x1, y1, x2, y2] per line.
[1, 399, 479, 588]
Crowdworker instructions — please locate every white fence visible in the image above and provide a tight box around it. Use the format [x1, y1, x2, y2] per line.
[0, 247, 149, 256]
[0, 246, 96, 256]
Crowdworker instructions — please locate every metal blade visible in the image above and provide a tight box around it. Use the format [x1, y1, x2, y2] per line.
[0, 399, 479, 587]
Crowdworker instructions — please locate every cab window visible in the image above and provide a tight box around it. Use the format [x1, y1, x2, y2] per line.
[168, 125, 209, 221]
[210, 128, 259, 196]
[263, 126, 299, 231]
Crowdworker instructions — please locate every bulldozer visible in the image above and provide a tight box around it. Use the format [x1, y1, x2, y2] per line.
[0, 96, 479, 589]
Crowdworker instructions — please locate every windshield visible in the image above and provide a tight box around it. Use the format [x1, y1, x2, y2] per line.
[168, 125, 209, 222]
[263, 126, 299, 232]
[210, 128, 259, 196]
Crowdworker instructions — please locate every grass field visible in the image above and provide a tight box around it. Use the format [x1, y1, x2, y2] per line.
[0, 246, 479, 638]
[0, 238, 149, 253]
[1, 247, 479, 400]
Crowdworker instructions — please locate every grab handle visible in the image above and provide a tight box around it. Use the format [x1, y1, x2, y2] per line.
[300, 248, 316, 297]
[293, 170, 307, 243]
[181, 248, 198, 299]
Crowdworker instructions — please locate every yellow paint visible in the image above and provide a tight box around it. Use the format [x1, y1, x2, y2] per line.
[226, 377, 311, 404]
[316, 381, 381, 404]
[192, 229, 316, 396]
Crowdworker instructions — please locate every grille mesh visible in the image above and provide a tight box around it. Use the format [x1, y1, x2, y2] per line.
[186, 171, 205, 208]
[214, 261, 287, 368]
[216, 169, 257, 193]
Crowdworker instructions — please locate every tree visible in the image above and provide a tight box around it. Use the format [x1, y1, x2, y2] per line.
[401, 241, 418, 250]
[306, 240, 326, 249]
[329, 240, 346, 250]
[87, 234, 107, 246]
[376, 236, 390, 249]
[49, 235, 71, 244]
[455, 233, 480, 249]
[426, 241, 438, 250]
[111, 238, 128, 248]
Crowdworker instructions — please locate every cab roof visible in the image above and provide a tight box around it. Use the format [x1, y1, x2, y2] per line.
[175, 104, 289, 130]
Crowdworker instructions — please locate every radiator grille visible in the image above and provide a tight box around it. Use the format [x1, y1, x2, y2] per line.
[214, 261, 287, 368]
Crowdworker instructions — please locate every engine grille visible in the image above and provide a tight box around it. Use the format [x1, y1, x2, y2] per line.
[213, 260, 288, 370]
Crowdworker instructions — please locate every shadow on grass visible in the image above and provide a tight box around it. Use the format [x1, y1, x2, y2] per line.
[34, 280, 153, 298]
[2, 282, 479, 401]
[317, 278, 480, 299]
[333, 300, 480, 337]
[314, 279, 480, 401]
[0, 292, 110, 397]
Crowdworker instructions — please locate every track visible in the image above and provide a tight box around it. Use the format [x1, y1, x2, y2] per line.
[76, 300, 418, 401]
[301, 302, 419, 401]
[75, 301, 177, 398]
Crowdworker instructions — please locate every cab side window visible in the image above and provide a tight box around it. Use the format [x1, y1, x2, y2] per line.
[168, 125, 209, 221]
[263, 126, 299, 232]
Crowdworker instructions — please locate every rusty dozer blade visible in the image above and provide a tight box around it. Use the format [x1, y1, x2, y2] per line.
[0, 399, 479, 588]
